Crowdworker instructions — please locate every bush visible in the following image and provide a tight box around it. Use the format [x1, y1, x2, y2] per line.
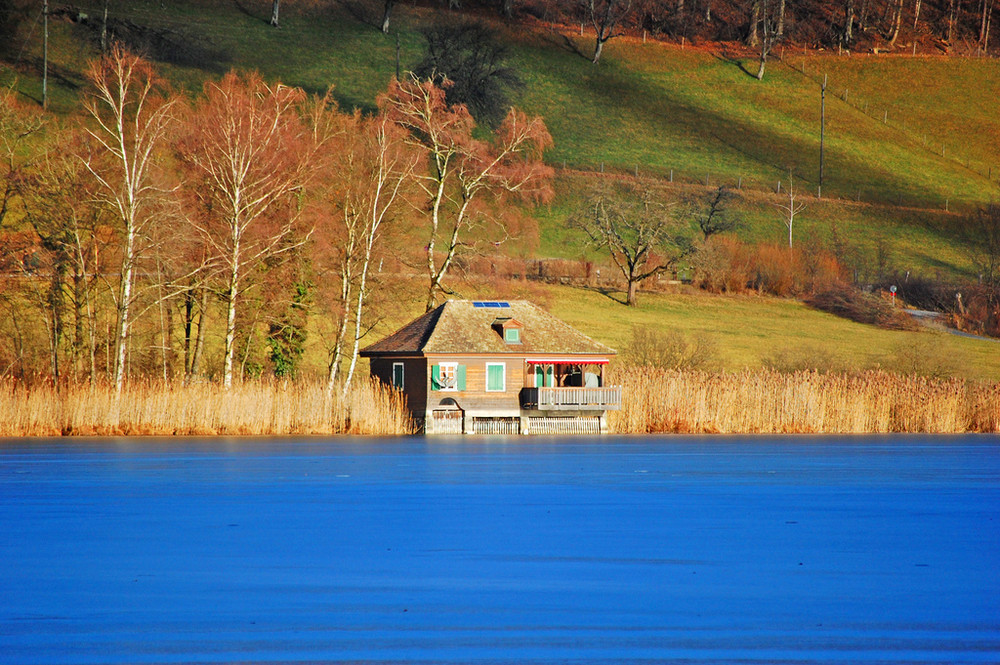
[807, 283, 917, 330]
[624, 325, 716, 371]
[691, 236, 754, 293]
[881, 338, 962, 379]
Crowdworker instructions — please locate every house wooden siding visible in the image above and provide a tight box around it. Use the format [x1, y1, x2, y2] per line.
[370, 356, 427, 420]
[425, 354, 526, 416]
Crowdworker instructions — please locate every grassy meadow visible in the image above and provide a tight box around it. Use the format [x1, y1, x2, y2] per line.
[10, 1, 999, 209]
[7, 0, 995, 280]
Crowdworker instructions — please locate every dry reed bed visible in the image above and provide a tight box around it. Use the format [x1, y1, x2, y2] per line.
[0, 378, 415, 437]
[609, 368, 1000, 434]
[2, 370, 998, 437]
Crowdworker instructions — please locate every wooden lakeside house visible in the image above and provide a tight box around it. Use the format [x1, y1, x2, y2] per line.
[360, 300, 621, 434]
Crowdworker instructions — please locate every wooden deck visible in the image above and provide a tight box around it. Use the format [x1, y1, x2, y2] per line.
[520, 386, 622, 411]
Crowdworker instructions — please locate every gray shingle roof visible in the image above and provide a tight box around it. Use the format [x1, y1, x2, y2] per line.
[361, 300, 615, 357]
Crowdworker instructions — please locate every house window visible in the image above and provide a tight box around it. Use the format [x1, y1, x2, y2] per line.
[486, 363, 506, 392]
[504, 327, 521, 344]
[435, 362, 459, 391]
[392, 362, 404, 389]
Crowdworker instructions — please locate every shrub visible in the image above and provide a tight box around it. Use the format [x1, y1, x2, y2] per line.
[691, 236, 754, 293]
[624, 325, 716, 371]
[807, 283, 917, 330]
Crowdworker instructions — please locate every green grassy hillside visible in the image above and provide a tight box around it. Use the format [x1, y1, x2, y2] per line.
[5, 1, 995, 278]
[8, 1, 998, 207]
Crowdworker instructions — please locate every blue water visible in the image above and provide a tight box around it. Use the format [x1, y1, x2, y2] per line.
[1, 436, 998, 664]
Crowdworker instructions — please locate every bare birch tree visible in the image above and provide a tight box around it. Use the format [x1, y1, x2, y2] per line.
[81, 44, 176, 397]
[773, 172, 807, 248]
[312, 104, 417, 397]
[178, 71, 315, 388]
[380, 75, 553, 312]
[333, 113, 419, 397]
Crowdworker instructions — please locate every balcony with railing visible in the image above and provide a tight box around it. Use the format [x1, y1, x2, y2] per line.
[520, 386, 622, 411]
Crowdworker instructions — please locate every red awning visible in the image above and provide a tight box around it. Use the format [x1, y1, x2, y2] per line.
[525, 358, 609, 365]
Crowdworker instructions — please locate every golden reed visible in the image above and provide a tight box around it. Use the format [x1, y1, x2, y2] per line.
[2, 370, 997, 437]
[609, 368, 1000, 434]
[0, 378, 416, 437]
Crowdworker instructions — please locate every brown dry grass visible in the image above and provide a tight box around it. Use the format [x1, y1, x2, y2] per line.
[3, 371, 997, 437]
[609, 367, 1000, 434]
[0, 378, 415, 437]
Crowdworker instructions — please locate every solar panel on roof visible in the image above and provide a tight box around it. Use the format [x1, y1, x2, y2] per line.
[472, 301, 510, 308]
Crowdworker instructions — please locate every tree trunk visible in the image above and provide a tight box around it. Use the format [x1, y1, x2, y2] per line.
[592, 36, 605, 63]
[113, 228, 135, 397]
[626, 277, 638, 306]
[981, 0, 995, 50]
[72, 266, 85, 380]
[756, 51, 767, 79]
[381, 0, 394, 33]
[183, 288, 195, 376]
[888, 0, 904, 45]
[342, 245, 373, 397]
[270, 0, 280, 27]
[747, 0, 761, 46]
[48, 265, 64, 383]
[501, 0, 514, 18]
[327, 258, 353, 396]
[222, 254, 239, 389]
[191, 287, 208, 378]
[777, 0, 786, 36]
[843, 0, 855, 46]
[947, 0, 956, 41]
[859, 0, 870, 30]
[913, 0, 922, 30]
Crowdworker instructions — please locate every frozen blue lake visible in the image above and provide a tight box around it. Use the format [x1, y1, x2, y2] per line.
[1, 436, 998, 664]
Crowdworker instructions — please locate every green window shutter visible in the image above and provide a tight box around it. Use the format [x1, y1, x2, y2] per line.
[534, 366, 543, 388]
[545, 366, 554, 388]
[457, 365, 467, 391]
[431, 364, 440, 391]
[487, 364, 505, 391]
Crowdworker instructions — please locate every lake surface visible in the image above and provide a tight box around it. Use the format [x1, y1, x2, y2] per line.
[1, 436, 998, 664]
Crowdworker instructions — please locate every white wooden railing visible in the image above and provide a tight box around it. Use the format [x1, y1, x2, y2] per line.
[521, 386, 622, 411]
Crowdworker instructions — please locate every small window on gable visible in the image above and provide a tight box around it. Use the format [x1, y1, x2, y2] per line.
[392, 362, 404, 389]
[504, 327, 520, 344]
